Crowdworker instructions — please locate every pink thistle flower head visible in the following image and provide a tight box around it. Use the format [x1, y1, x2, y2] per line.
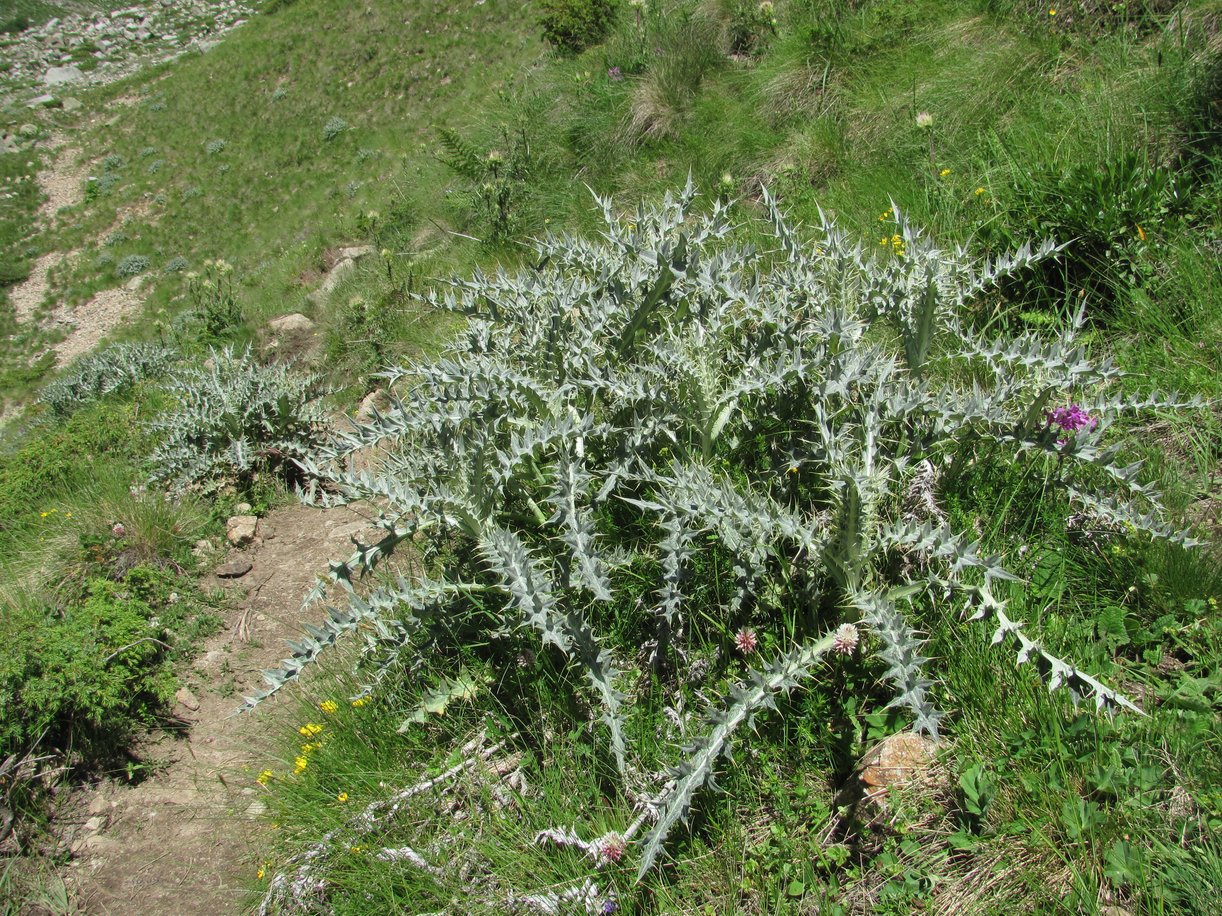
[598, 833, 626, 864]
[734, 628, 758, 654]
[832, 623, 860, 655]
[111, 522, 126, 538]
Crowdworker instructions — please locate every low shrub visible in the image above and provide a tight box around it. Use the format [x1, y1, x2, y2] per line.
[115, 254, 150, 278]
[539, 0, 618, 54]
[147, 347, 329, 497]
[0, 580, 174, 762]
[0, 559, 220, 766]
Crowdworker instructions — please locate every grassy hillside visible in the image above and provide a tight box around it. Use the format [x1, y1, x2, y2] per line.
[0, 0, 1219, 912]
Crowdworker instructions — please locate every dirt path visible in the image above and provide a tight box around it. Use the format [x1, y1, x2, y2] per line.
[8, 131, 142, 367]
[62, 503, 384, 915]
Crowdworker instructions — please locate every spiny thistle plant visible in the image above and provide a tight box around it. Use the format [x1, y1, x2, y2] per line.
[148, 347, 328, 497]
[41, 342, 175, 418]
[251, 181, 1200, 887]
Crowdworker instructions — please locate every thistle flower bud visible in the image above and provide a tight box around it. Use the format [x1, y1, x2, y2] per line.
[832, 623, 860, 655]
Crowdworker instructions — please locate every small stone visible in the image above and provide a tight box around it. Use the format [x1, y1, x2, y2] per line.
[226, 514, 258, 546]
[84, 816, 105, 832]
[215, 557, 253, 579]
[234, 502, 253, 514]
[44, 65, 84, 86]
[267, 313, 314, 333]
[87, 796, 111, 816]
[193, 649, 225, 673]
[82, 833, 112, 852]
[26, 94, 58, 109]
[307, 257, 356, 305]
[62, 97, 82, 112]
[175, 687, 200, 711]
[858, 732, 938, 807]
[245, 799, 266, 819]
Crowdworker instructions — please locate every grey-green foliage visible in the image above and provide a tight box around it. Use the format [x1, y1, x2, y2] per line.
[253, 181, 1200, 876]
[40, 343, 176, 418]
[115, 254, 149, 278]
[323, 116, 348, 141]
[148, 347, 328, 496]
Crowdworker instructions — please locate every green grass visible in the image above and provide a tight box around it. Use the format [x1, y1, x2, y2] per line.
[27, 0, 540, 353]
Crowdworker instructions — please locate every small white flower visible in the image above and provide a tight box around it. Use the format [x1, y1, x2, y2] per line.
[832, 623, 860, 655]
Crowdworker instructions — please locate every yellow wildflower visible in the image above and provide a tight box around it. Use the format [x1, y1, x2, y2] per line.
[975, 186, 986, 196]
[350, 845, 365, 854]
[300, 742, 321, 754]
[257, 769, 274, 786]
[939, 168, 951, 177]
[294, 755, 308, 775]
[337, 792, 349, 803]
[1049, 8, 1056, 15]
[257, 867, 265, 880]
[351, 696, 371, 708]
[298, 723, 324, 737]
[320, 700, 338, 714]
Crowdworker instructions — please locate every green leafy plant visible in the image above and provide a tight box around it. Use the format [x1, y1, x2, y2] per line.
[244, 184, 1200, 894]
[726, 0, 778, 56]
[184, 259, 243, 340]
[0, 579, 175, 762]
[983, 151, 1186, 311]
[437, 125, 536, 242]
[147, 347, 328, 497]
[538, 0, 618, 54]
[957, 762, 996, 833]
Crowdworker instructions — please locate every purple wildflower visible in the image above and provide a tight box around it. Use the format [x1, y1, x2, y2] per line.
[1047, 404, 1097, 434]
[608, 66, 623, 81]
[601, 901, 619, 915]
